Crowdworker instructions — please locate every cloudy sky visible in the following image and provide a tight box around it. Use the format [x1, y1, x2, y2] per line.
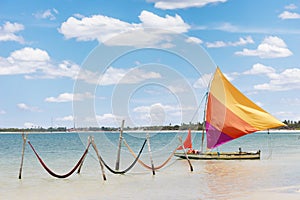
[0, 0, 299, 128]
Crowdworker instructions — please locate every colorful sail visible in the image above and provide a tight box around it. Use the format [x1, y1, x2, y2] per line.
[205, 67, 285, 149]
[177, 129, 192, 150]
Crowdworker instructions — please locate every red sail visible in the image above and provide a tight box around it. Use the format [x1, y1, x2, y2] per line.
[177, 129, 192, 150]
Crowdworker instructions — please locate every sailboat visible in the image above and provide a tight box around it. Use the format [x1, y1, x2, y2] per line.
[175, 67, 285, 160]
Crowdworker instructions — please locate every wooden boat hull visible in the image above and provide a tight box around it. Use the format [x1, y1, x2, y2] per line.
[174, 150, 260, 160]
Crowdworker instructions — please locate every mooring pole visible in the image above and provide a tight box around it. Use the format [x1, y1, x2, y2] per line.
[91, 137, 107, 181]
[146, 133, 155, 175]
[18, 132, 27, 179]
[115, 119, 125, 171]
[178, 136, 193, 172]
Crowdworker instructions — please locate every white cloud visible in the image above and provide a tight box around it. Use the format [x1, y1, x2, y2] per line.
[278, 11, 300, 19]
[206, 36, 254, 48]
[193, 73, 213, 88]
[133, 103, 189, 118]
[99, 68, 137, 85]
[213, 22, 240, 32]
[28, 60, 81, 79]
[119, 68, 161, 84]
[148, 0, 227, 10]
[88, 67, 161, 85]
[255, 101, 264, 107]
[34, 8, 59, 20]
[24, 122, 36, 128]
[254, 68, 300, 91]
[210, 22, 300, 35]
[17, 103, 29, 110]
[275, 111, 300, 121]
[0, 48, 161, 85]
[59, 10, 190, 46]
[96, 113, 117, 121]
[185, 36, 203, 44]
[0, 47, 50, 75]
[56, 115, 74, 121]
[243, 63, 277, 79]
[95, 113, 125, 126]
[133, 103, 180, 125]
[132, 102, 196, 126]
[0, 110, 6, 114]
[206, 41, 226, 48]
[194, 71, 237, 89]
[235, 36, 293, 58]
[0, 21, 24, 43]
[45, 92, 93, 103]
[17, 103, 42, 112]
[139, 10, 190, 32]
[0, 47, 81, 79]
[59, 14, 139, 42]
[10, 47, 50, 62]
[168, 84, 190, 93]
[223, 72, 235, 82]
[133, 103, 179, 113]
[243, 64, 300, 91]
[73, 13, 85, 19]
[285, 4, 297, 10]
[280, 98, 300, 106]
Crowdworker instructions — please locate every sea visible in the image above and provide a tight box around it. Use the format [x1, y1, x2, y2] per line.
[1, 131, 300, 200]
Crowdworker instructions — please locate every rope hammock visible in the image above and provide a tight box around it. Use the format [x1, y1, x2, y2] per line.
[123, 139, 177, 170]
[91, 139, 147, 174]
[28, 141, 90, 179]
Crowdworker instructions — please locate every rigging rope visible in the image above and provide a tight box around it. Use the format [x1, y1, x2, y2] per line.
[190, 92, 208, 124]
[28, 141, 90, 179]
[266, 130, 273, 160]
[91, 139, 147, 174]
[123, 139, 177, 170]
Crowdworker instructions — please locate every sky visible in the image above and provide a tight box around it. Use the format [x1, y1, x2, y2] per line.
[0, 0, 299, 129]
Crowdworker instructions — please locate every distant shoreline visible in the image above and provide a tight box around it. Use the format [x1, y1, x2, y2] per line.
[258, 129, 300, 133]
[0, 129, 300, 134]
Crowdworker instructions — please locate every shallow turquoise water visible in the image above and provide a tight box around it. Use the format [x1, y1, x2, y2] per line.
[1, 131, 300, 200]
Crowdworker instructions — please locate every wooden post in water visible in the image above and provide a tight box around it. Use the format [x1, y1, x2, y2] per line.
[115, 119, 125, 171]
[178, 136, 193, 172]
[146, 133, 155, 175]
[18, 132, 27, 179]
[77, 136, 91, 174]
[91, 137, 107, 181]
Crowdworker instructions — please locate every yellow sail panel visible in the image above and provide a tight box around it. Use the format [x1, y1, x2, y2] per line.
[209, 67, 285, 131]
[234, 104, 285, 130]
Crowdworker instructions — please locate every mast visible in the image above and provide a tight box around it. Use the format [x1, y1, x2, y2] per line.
[200, 68, 215, 152]
[201, 92, 208, 152]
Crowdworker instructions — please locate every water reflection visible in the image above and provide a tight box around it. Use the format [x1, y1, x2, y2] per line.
[202, 160, 264, 199]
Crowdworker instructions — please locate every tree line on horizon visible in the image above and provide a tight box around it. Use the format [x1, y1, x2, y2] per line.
[0, 120, 299, 132]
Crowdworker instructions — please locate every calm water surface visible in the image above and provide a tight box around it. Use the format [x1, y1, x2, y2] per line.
[0, 131, 300, 200]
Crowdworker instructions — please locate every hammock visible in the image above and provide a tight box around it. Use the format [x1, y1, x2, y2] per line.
[91, 139, 147, 174]
[28, 141, 90, 179]
[123, 139, 177, 170]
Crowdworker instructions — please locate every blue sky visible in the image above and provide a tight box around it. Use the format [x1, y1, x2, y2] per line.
[0, 0, 299, 128]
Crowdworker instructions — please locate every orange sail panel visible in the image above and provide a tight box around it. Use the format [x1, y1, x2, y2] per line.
[205, 68, 285, 149]
[177, 129, 192, 150]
